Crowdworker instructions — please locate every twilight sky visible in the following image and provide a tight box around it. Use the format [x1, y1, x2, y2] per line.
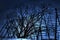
[0, 0, 60, 26]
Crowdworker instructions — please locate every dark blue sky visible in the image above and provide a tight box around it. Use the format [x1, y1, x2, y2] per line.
[0, 0, 60, 12]
[0, 0, 60, 26]
[0, 0, 60, 11]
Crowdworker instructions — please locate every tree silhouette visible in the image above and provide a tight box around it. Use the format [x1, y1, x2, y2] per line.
[0, 6, 60, 40]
